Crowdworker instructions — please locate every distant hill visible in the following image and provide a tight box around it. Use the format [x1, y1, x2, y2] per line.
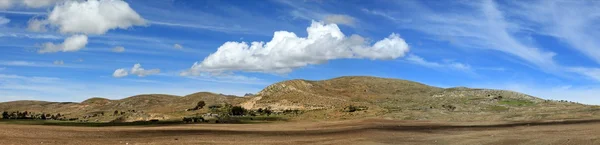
[1, 76, 597, 122]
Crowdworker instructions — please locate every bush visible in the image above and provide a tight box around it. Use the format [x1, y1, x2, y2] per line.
[343, 105, 368, 112]
[208, 104, 222, 110]
[1, 111, 8, 119]
[264, 108, 272, 116]
[196, 101, 206, 109]
[230, 106, 246, 116]
[257, 108, 263, 113]
[182, 116, 204, 123]
[283, 109, 302, 115]
[442, 105, 456, 111]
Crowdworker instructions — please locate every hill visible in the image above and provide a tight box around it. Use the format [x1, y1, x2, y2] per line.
[1, 76, 598, 122]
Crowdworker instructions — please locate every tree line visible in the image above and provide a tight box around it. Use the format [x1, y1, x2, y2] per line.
[1, 111, 67, 120]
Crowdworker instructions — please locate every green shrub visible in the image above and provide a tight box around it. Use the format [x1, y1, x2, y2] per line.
[343, 105, 368, 112]
[230, 106, 246, 116]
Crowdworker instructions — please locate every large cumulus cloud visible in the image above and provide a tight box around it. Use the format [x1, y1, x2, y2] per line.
[182, 21, 410, 75]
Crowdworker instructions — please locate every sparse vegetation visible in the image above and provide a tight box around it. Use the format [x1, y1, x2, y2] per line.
[499, 99, 535, 106]
[488, 105, 509, 112]
[182, 116, 205, 123]
[343, 105, 369, 112]
[442, 105, 457, 111]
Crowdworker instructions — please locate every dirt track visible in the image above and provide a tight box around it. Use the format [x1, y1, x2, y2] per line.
[1, 119, 599, 145]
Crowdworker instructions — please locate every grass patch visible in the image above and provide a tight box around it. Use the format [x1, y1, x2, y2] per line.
[488, 106, 509, 112]
[499, 99, 535, 106]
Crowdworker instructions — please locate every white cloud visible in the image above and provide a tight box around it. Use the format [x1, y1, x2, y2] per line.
[405, 54, 471, 71]
[367, 0, 557, 70]
[130, 63, 160, 77]
[0, 60, 79, 68]
[113, 63, 160, 78]
[0, 74, 60, 83]
[39, 34, 88, 53]
[365, 0, 600, 82]
[182, 21, 409, 75]
[0, 0, 14, 9]
[323, 14, 355, 26]
[567, 67, 600, 82]
[53, 60, 64, 65]
[0, 32, 61, 39]
[0, 0, 65, 9]
[0, 16, 9, 25]
[508, 1, 600, 65]
[22, 0, 65, 8]
[112, 46, 125, 52]
[76, 58, 84, 62]
[173, 43, 183, 49]
[0, 61, 37, 66]
[27, 18, 48, 32]
[112, 68, 128, 78]
[361, 9, 402, 22]
[30, 0, 146, 35]
[0, 60, 89, 69]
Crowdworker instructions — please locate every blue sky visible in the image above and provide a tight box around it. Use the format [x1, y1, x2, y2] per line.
[1, 0, 600, 104]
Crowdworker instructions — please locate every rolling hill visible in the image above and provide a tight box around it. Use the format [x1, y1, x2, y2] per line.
[1, 76, 597, 122]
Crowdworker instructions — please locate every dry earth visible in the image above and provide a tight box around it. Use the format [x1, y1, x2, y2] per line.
[1, 119, 600, 145]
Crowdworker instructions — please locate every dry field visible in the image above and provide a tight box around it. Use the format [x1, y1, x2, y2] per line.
[1, 119, 599, 145]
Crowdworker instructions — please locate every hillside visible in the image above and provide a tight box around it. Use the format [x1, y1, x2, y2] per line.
[242, 76, 596, 121]
[1, 76, 598, 122]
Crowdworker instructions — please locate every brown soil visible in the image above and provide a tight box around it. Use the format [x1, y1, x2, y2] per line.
[1, 119, 599, 145]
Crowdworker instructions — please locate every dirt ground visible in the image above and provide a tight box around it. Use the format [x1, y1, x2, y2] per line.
[1, 119, 600, 145]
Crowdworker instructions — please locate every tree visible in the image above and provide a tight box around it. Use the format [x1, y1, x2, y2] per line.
[196, 101, 206, 109]
[230, 106, 246, 116]
[114, 110, 119, 116]
[264, 108, 272, 116]
[41, 113, 47, 120]
[1, 111, 8, 119]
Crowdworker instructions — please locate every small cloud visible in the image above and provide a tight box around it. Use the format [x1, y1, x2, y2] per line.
[0, 16, 10, 25]
[0, 61, 36, 66]
[131, 63, 160, 77]
[53, 60, 64, 65]
[38, 35, 88, 53]
[27, 19, 48, 32]
[0, 67, 5, 71]
[405, 54, 471, 71]
[323, 14, 355, 26]
[76, 58, 84, 62]
[112, 68, 128, 78]
[112, 46, 125, 53]
[174, 44, 183, 49]
[113, 63, 160, 78]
